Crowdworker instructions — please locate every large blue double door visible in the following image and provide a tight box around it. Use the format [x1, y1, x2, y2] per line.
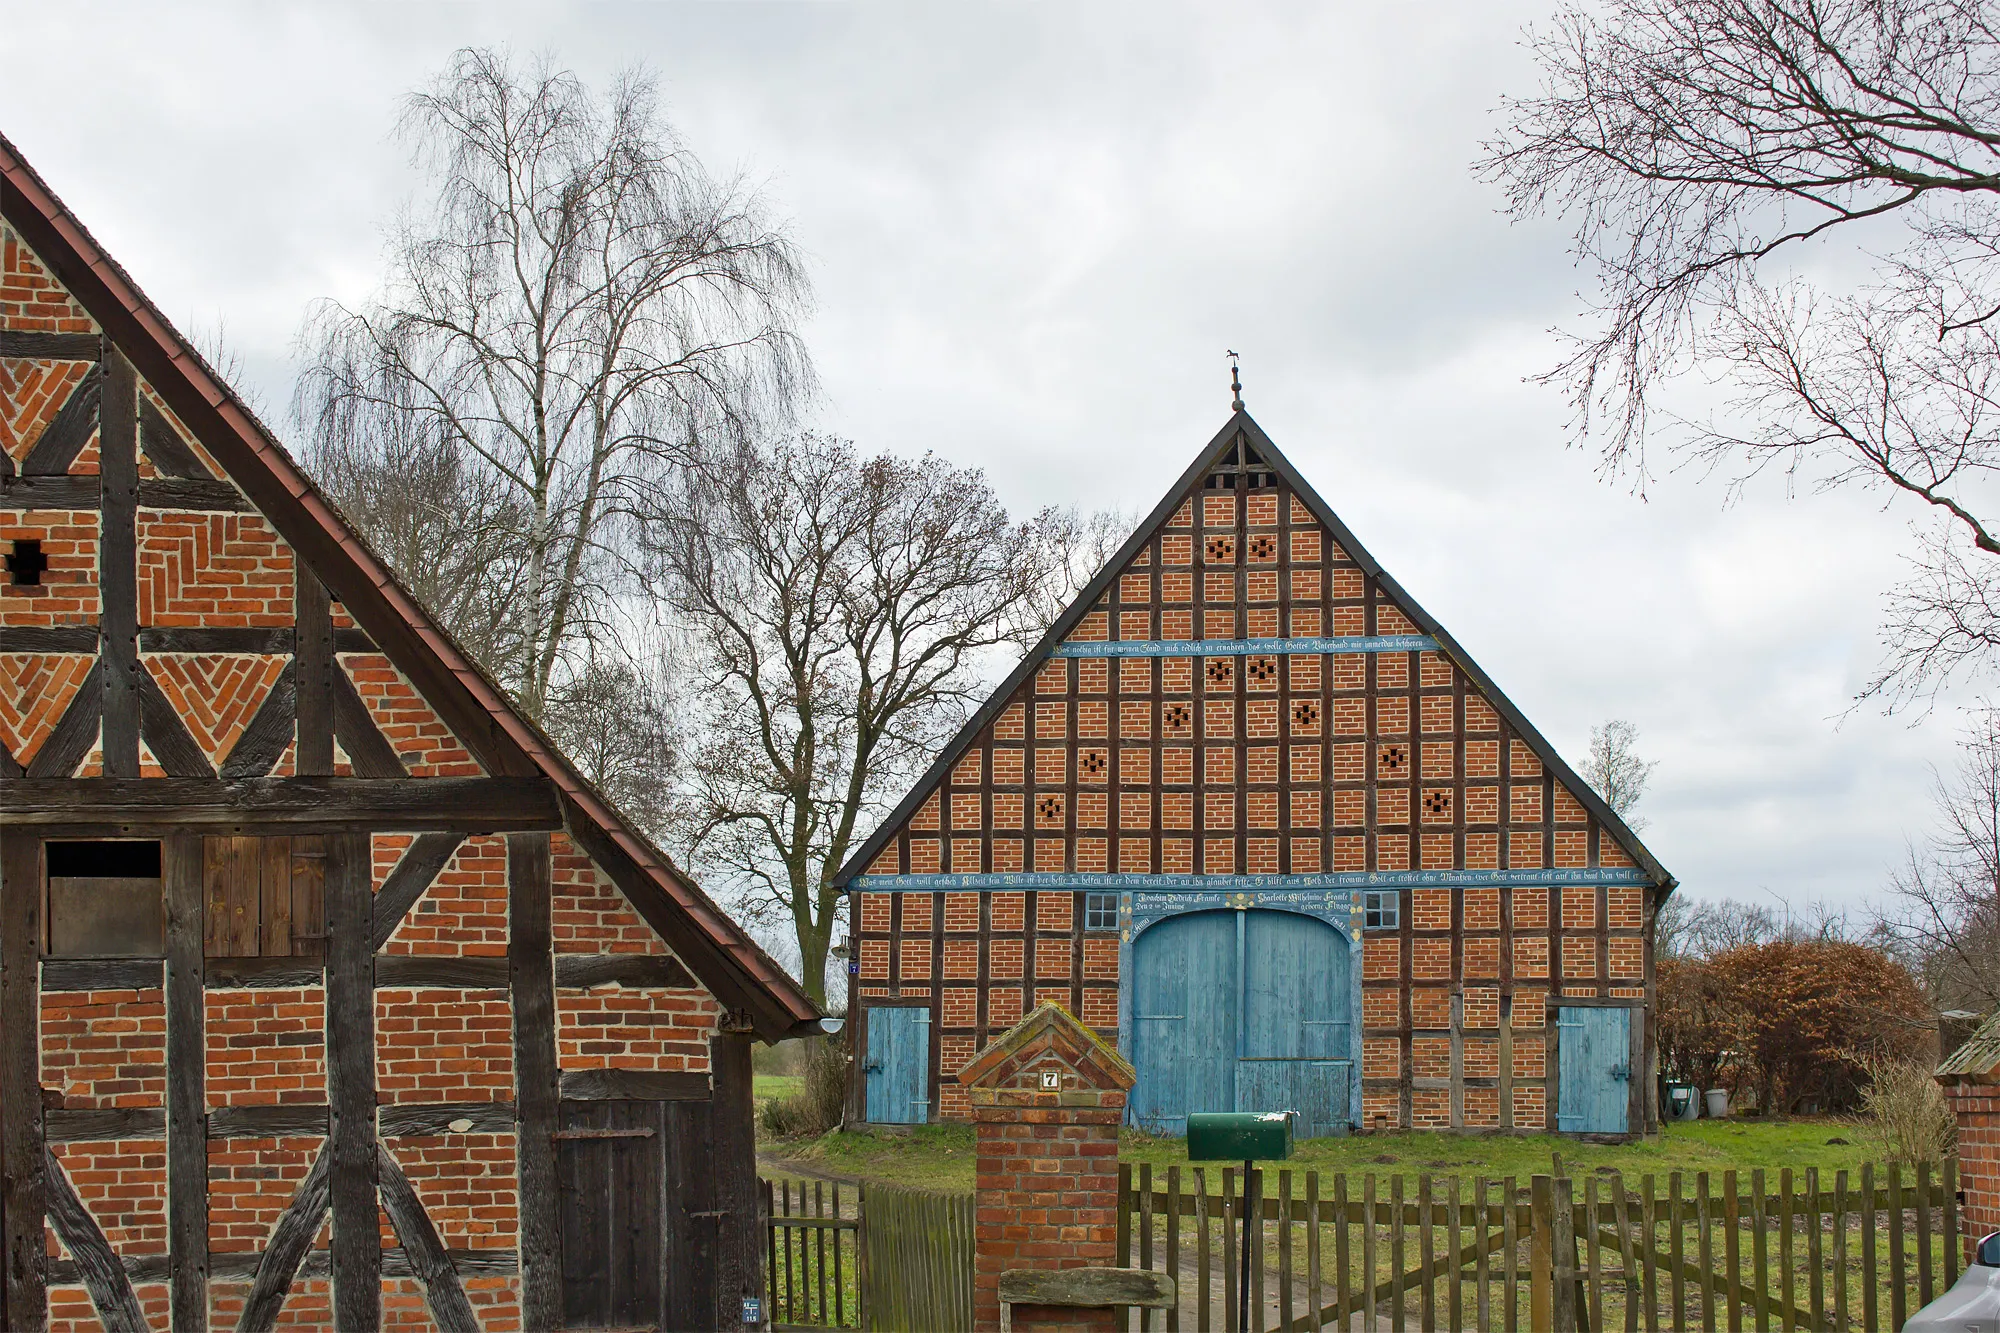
[1129, 909, 1352, 1138]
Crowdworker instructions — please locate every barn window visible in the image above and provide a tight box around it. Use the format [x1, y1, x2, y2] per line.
[1363, 890, 1399, 931]
[45, 841, 165, 958]
[1083, 892, 1119, 931]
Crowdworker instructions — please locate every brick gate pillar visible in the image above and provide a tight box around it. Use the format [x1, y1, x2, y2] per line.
[1939, 1011, 2000, 1264]
[958, 1003, 1136, 1333]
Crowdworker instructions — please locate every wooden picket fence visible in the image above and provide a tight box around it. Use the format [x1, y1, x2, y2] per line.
[763, 1177, 974, 1331]
[1117, 1159, 1965, 1332]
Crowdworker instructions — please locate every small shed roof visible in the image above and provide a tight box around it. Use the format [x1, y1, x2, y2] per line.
[1937, 1009, 2000, 1083]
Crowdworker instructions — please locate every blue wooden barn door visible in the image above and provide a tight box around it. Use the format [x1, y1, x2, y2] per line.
[1129, 911, 1238, 1135]
[1556, 1006, 1632, 1134]
[1131, 908, 1352, 1137]
[864, 1006, 931, 1124]
[1238, 910, 1352, 1139]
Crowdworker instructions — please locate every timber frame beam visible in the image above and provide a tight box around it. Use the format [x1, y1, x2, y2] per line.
[0, 777, 563, 831]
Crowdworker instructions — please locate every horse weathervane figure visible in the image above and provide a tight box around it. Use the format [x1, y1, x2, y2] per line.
[1227, 350, 1244, 411]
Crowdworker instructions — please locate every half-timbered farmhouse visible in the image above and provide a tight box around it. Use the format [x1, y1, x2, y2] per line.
[1, 136, 822, 1331]
[834, 410, 1675, 1139]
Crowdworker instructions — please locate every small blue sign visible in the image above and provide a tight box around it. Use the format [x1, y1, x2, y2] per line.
[847, 960, 859, 975]
[742, 1294, 763, 1324]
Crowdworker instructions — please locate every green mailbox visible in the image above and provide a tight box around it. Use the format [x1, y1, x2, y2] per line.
[1186, 1111, 1294, 1163]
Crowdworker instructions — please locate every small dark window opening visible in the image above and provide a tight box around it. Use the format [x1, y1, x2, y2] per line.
[44, 840, 165, 958]
[1363, 890, 1399, 932]
[1204, 473, 1235, 490]
[1083, 891, 1120, 932]
[8, 539, 49, 586]
[1241, 443, 1264, 465]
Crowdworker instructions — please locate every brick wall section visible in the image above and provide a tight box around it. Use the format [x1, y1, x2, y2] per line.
[555, 987, 718, 1072]
[1946, 1085, 2000, 1265]
[0, 511, 98, 626]
[49, 1137, 168, 1252]
[41, 989, 165, 1108]
[1, 358, 88, 465]
[207, 1135, 328, 1252]
[137, 512, 292, 626]
[1, 224, 95, 333]
[208, 1278, 334, 1331]
[341, 653, 483, 776]
[552, 834, 669, 953]
[205, 989, 325, 1105]
[376, 990, 515, 1101]
[50, 1286, 169, 1333]
[379, 833, 509, 956]
[145, 653, 288, 769]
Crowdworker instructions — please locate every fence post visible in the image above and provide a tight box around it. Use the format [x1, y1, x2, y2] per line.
[1531, 1175, 1554, 1333]
[958, 1003, 1137, 1333]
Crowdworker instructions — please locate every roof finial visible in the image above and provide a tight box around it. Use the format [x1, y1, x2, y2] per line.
[1227, 349, 1243, 412]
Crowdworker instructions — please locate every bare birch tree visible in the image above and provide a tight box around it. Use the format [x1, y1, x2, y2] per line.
[650, 435, 1114, 1003]
[1483, 0, 2000, 702]
[1581, 718, 1656, 829]
[1881, 709, 2000, 1009]
[295, 47, 810, 721]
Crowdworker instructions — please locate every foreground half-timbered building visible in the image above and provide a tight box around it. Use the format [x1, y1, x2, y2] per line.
[833, 410, 1675, 1139]
[0, 136, 823, 1331]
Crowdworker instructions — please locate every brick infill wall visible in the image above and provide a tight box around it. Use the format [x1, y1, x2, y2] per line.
[960, 1003, 1135, 1333]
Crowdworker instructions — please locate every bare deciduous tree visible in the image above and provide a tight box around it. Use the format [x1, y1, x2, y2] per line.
[1582, 717, 1655, 827]
[1880, 709, 2000, 1009]
[295, 47, 810, 720]
[650, 434, 1115, 1003]
[1484, 1, 2000, 702]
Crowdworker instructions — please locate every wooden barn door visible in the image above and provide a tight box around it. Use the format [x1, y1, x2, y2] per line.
[554, 1098, 718, 1331]
[862, 1006, 931, 1124]
[1131, 908, 1353, 1137]
[1129, 910, 1237, 1135]
[1238, 910, 1352, 1139]
[1556, 1005, 1634, 1134]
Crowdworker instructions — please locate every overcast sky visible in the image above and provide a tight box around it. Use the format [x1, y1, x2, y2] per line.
[4, 2, 1974, 920]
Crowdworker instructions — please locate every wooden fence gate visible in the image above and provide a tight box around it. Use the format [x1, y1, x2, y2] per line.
[763, 1178, 974, 1331]
[1117, 1159, 1964, 1332]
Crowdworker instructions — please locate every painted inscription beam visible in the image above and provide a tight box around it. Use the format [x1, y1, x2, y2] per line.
[1051, 634, 1438, 658]
[852, 867, 1654, 892]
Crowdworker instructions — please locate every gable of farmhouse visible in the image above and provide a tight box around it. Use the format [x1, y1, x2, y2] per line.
[2, 132, 815, 1333]
[833, 411, 1672, 1137]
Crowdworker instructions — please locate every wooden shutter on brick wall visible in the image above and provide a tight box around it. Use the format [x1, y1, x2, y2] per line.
[203, 836, 327, 958]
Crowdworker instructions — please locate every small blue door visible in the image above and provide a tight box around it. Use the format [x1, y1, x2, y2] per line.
[1130, 908, 1352, 1137]
[1556, 1006, 1633, 1134]
[864, 1006, 930, 1124]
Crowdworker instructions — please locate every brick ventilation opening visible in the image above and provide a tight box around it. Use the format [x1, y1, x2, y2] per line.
[8, 538, 48, 586]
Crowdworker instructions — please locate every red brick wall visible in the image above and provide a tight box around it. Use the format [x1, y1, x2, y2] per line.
[555, 987, 717, 1073]
[49, 1137, 168, 1252]
[553, 834, 670, 953]
[1, 224, 94, 334]
[205, 989, 325, 1105]
[41, 989, 165, 1108]
[1947, 1084, 2000, 1264]
[137, 512, 292, 626]
[341, 654, 482, 776]
[0, 511, 98, 625]
[378, 833, 509, 956]
[146, 653, 288, 769]
[376, 990, 515, 1101]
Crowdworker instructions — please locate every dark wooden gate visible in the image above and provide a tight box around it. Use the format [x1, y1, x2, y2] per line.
[555, 1098, 718, 1331]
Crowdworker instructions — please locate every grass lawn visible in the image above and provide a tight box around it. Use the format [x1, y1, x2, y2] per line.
[753, 1073, 803, 1103]
[759, 1118, 1888, 1195]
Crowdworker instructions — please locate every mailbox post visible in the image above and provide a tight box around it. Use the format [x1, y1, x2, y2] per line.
[1188, 1112, 1294, 1333]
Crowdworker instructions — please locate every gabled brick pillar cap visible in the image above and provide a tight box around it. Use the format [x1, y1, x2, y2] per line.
[1938, 1009, 2000, 1086]
[957, 1003, 1135, 1109]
